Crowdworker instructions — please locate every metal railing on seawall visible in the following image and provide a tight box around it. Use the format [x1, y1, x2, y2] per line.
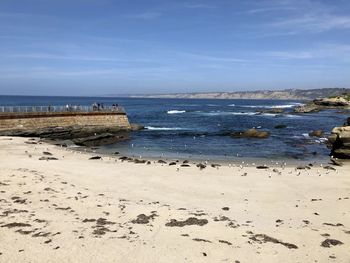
[0, 105, 125, 114]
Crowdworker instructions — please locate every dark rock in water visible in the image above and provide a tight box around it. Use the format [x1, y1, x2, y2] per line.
[113, 152, 120, 155]
[274, 124, 287, 129]
[257, 108, 285, 114]
[196, 163, 206, 170]
[309, 130, 324, 137]
[158, 160, 167, 164]
[181, 164, 190, 167]
[183, 160, 189, 164]
[131, 123, 145, 131]
[211, 163, 221, 168]
[321, 239, 343, 248]
[89, 156, 102, 160]
[294, 104, 320, 113]
[169, 162, 177, 166]
[43, 151, 53, 156]
[231, 128, 270, 139]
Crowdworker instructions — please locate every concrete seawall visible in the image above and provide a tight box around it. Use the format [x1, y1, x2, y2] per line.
[0, 111, 131, 132]
[0, 110, 132, 142]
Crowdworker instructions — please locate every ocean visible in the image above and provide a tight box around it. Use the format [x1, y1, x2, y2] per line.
[0, 95, 348, 162]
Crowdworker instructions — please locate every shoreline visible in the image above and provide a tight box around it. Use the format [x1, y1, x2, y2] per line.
[1, 136, 350, 262]
[55, 140, 336, 168]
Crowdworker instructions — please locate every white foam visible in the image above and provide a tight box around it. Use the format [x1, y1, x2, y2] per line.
[241, 102, 304, 109]
[145, 126, 186, 131]
[302, 133, 310, 138]
[285, 114, 302, 118]
[167, 110, 186, 114]
[231, 112, 257, 116]
[260, 113, 277, 117]
[228, 104, 235, 106]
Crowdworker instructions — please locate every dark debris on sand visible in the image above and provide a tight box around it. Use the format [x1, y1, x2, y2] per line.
[192, 238, 211, 243]
[165, 217, 208, 227]
[256, 165, 269, 169]
[219, 240, 232, 245]
[131, 212, 158, 224]
[1, 222, 31, 228]
[321, 239, 343, 248]
[249, 234, 298, 249]
[89, 156, 102, 160]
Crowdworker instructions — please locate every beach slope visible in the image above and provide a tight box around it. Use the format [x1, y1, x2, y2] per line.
[0, 137, 349, 262]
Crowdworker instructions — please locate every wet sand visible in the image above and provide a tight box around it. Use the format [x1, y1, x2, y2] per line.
[0, 136, 350, 262]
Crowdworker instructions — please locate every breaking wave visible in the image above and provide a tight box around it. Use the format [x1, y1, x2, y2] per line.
[145, 126, 186, 131]
[241, 103, 304, 109]
[167, 110, 186, 114]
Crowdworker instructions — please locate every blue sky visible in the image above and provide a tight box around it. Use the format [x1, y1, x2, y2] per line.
[0, 0, 349, 95]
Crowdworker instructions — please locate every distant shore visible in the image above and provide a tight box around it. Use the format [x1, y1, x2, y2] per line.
[1, 136, 350, 262]
[119, 88, 350, 100]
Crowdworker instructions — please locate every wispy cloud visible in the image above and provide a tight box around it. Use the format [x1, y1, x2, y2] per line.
[265, 51, 314, 59]
[244, 6, 296, 14]
[183, 3, 216, 9]
[263, 43, 350, 60]
[244, 0, 350, 34]
[271, 14, 350, 32]
[124, 12, 162, 20]
[4, 53, 150, 63]
[178, 52, 249, 63]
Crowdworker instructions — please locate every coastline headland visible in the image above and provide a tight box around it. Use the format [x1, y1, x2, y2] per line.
[0, 105, 131, 142]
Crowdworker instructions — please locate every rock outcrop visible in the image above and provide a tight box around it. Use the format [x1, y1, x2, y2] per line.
[72, 132, 129, 147]
[314, 97, 349, 107]
[257, 108, 285, 114]
[231, 128, 270, 139]
[328, 118, 350, 159]
[293, 104, 321, 113]
[130, 123, 145, 131]
[294, 96, 350, 113]
[309, 130, 324, 137]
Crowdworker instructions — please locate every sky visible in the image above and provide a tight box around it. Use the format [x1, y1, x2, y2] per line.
[0, 0, 349, 96]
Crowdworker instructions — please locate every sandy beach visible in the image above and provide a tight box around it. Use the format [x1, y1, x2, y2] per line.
[0, 136, 349, 263]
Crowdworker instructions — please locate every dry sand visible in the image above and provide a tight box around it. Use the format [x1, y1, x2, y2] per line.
[0, 136, 349, 263]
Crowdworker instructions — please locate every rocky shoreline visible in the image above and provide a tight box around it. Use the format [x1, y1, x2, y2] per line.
[328, 117, 350, 159]
[0, 123, 145, 147]
[294, 97, 350, 113]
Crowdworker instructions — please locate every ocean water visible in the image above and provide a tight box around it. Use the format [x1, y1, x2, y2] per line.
[0, 95, 348, 161]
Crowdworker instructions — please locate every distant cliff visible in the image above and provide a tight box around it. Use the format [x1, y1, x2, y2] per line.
[127, 88, 350, 100]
